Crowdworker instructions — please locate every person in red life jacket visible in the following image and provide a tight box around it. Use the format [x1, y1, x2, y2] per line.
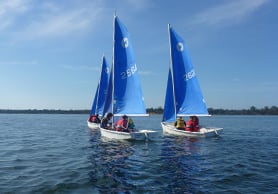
[115, 115, 130, 132]
[88, 115, 94, 122]
[186, 116, 199, 132]
[89, 114, 101, 123]
[174, 117, 186, 130]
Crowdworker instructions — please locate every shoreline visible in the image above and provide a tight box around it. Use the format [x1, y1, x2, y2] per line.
[0, 107, 278, 115]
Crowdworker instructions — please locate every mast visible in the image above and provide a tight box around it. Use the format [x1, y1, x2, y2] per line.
[168, 24, 177, 118]
[111, 14, 116, 124]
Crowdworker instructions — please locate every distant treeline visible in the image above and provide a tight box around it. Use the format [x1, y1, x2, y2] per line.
[147, 106, 278, 115]
[0, 106, 278, 115]
[0, 109, 90, 114]
[208, 106, 278, 115]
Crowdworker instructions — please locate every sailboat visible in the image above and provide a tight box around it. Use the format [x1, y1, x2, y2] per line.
[87, 55, 110, 130]
[100, 15, 157, 140]
[161, 24, 223, 137]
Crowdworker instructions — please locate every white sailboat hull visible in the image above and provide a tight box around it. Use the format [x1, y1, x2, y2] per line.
[100, 127, 158, 141]
[87, 121, 100, 130]
[161, 122, 223, 137]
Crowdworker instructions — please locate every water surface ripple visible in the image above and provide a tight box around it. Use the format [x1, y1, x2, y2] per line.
[0, 114, 277, 193]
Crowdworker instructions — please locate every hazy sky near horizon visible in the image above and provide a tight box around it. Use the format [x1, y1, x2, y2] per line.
[0, 0, 277, 110]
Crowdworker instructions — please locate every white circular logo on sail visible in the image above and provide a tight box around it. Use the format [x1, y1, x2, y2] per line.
[105, 67, 109, 74]
[177, 42, 184, 52]
[122, 37, 128, 48]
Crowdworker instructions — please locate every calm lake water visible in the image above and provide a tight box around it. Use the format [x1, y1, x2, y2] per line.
[0, 114, 277, 194]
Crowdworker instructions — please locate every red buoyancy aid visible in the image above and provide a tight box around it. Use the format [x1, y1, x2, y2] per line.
[91, 115, 97, 122]
[185, 120, 193, 131]
[89, 115, 96, 122]
[193, 122, 199, 132]
[115, 119, 128, 131]
[186, 119, 199, 132]
[89, 115, 99, 123]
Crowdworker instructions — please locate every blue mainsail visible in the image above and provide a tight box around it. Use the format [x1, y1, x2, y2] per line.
[163, 25, 208, 122]
[103, 16, 147, 116]
[90, 56, 110, 116]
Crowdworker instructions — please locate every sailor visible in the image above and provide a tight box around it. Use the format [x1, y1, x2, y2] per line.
[100, 113, 113, 129]
[186, 116, 199, 132]
[175, 117, 186, 130]
[115, 115, 129, 132]
[128, 117, 135, 129]
[89, 114, 100, 123]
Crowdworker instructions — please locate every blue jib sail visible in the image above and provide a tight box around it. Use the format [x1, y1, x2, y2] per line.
[163, 25, 208, 121]
[103, 16, 147, 116]
[90, 84, 99, 116]
[162, 69, 176, 122]
[90, 56, 110, 116]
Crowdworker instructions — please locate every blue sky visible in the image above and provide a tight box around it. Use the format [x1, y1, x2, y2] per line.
[0, 0, 277, 110]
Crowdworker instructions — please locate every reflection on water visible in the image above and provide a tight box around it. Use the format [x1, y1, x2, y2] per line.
[159, 136, 203, 193]
[88, 130, 136, 193]
[87, 129, 207, 193]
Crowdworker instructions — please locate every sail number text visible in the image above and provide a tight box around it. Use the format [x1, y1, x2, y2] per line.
[121, 64, 137, 79]
[184, 70, 196, 81]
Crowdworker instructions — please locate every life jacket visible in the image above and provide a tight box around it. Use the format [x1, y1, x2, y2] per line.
[89, 115, 96, 122]
[186, 119, 199, 132]
[192, 121, 199, 132]
[186, 119, 194, 131]
[115, 119, 128, 131]
[91, 115, 97, 122]
[176, 118, 185, 129]
[192, 116, 199, 132]
[90, 115, 100, 123]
